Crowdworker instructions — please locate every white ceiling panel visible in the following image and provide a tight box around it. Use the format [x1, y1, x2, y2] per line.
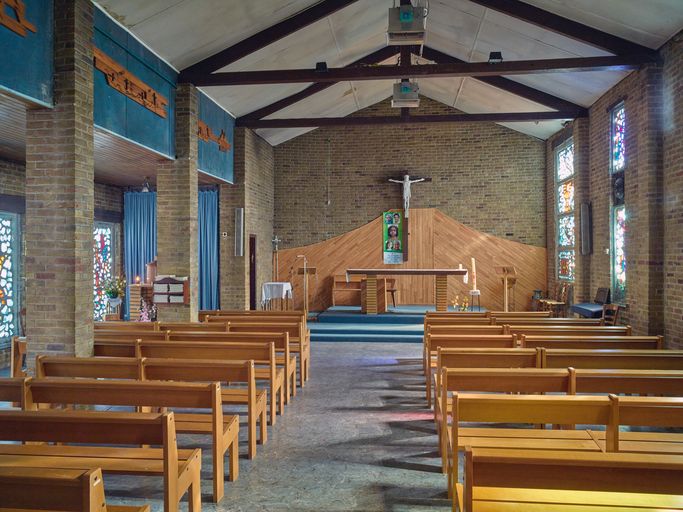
[522, 0, 683, 49]
[96, 0, 321, 69]
[92, 0, 683, 146]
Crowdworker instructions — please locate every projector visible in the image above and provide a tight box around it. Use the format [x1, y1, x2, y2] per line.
[387, 5, 425, 46]
[391, 81, 420, 108]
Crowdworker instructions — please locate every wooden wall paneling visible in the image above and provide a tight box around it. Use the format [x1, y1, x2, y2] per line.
[277, 209, 546, 312]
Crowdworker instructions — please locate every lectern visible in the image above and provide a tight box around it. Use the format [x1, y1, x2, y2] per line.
[494, 265, 517, 312]
[297, 266, 317, 314]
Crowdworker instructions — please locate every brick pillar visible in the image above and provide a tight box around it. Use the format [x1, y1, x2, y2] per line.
[219, 128, 249, 309]
[628, 64, 664, 335]
[24, 0, 94, 362]
[573, 118, 591, 304]
[156, 83, 199, 321]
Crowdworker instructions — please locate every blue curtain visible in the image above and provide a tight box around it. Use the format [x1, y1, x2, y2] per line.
[198, 189, 219, 310]
[123, 191, 157, 319]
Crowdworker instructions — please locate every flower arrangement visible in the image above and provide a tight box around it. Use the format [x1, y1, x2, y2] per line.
[103, 275, 127, 299]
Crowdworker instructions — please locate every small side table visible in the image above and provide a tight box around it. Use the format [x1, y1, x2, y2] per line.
[105, 297, 122, 320]
[469, 289, 482, 312]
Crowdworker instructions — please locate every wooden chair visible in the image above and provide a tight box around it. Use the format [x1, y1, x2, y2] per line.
[540, 282, 571, 317]
[0, 410, 201, 512]
[0, 467, 150, 512]
[10, 336, 26, 378]
[457, 447, 683, 512]
[602, 303, 621, 325]
[27, 378, 238, 502]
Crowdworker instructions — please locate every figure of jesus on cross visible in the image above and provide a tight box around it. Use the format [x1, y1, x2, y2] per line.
[388, 174, 431, 218]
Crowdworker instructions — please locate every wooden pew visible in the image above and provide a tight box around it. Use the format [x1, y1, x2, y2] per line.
[27, 378, 238, 503]
[486, 311, 551, 318]
[522, 335, 663, 350]
[425, 317, 493, 327]
[0, 410, 201, 512]
[10, 336, 26, 378]
[0, 466, 150, 512]
[426, 325, 505, 336]
[543, 348, 683, 370]
[160, 322, 229, 332]
[445, 393, 610, 494]
[436, 368, 572, 473]
[92, 339, 284, 418]
[509, 325, 632, 337]
[209, 317, 309, 387]
[595, 395, 683, 454]
[166, 331, 295, 403]
[492, 317, 604, 326]
[94, 330, 170, 342]
[94, 321, 159, 331]
[424, 335, 518, 406]
[37, 354, 273, 457]
[574, 369, 683, 396]
[457, 447, 683, 512]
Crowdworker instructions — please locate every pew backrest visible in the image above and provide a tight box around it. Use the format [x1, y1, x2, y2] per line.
[94, 321, 159, 331]
[94, 330, 169, 342]
[0, 377, 29, 408]
[441, 368, 572, 394]
[438, 348, 540, 370]
[492, 317, 603, 326]
[574, 369, 683, 396]
[427, 325, 505, 336]
[428, 334, 518, 351]
[159, 322, 229, 332]
[522, 335, 663, 350]
[36, 355, 140, 379]
[543, 349, 683, 370]
[509, 325, 631, 337]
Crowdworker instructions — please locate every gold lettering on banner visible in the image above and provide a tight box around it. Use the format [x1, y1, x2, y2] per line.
[93, 47, 168, 118]
[0, 0, 37, 36]
[198, 119, 231, 152]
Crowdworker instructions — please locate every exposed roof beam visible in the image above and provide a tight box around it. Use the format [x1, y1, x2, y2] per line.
[467, 0, 657, 59]
[237, 110, 579, 128]
[192, 55, 645, 86]
[179, 0, 360, 80]
[420, 46, 587, 115]
[241, 46, 399, 120]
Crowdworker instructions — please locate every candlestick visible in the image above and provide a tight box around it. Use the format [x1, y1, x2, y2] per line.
[471, 257, 477, 290]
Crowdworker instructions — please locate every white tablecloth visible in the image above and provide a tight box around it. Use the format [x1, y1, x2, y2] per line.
[261, 282, 293, 305]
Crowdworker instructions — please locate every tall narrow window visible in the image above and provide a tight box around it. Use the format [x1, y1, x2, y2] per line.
[610, 103, 626, 303]
[93, 222, 116, 321]
[556, 139, 575, 281]
[0, 212, 19, 341]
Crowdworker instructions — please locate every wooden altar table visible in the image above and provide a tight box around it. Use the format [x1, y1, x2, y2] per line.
[346, 269, 468, 314]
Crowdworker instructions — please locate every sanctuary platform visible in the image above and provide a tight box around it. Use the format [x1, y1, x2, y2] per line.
[309, 305, 486, 343]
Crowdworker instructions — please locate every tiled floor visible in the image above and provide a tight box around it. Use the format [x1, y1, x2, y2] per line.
[103, 342, 451, 512]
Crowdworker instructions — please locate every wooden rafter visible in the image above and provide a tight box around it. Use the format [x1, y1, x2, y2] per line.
[192, 55, 645, 87]
[467, 0, 657, 58]
[241, 46, 399, 120]
[420, 46, 587, 115]
[179, 0, 360, 81]
[236, 110, 579, 129]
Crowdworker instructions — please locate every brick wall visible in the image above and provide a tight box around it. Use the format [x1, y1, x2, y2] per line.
[219, 128, 275, 309]
[274, 96, 546, 249]
[662, 33, 683, 349]
[0, 159, 24, 195]
[545, 34, 682, 347]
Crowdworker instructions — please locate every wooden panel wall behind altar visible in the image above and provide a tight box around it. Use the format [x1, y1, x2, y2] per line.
[277, 209, 546, 312]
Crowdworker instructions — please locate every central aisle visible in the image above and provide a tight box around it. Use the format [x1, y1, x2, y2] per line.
[212, 342, 450, 511]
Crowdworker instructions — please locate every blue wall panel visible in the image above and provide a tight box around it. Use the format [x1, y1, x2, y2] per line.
[93, 6, 176, 158]
[198, 92, 234, 183]
[0, 0, 53, 105]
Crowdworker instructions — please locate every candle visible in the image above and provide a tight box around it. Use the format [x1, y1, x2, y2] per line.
[135, 275, 141, 284]
[471, 257, 477, 290]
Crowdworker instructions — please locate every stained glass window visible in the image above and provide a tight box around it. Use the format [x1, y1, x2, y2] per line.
[611, 105, 625, 173]
[93, 223, 114, 321]
[555, 139, 575, 281]
[558, 250, 575, 281]
[0, 213, 18, 341]
[558, 215, 575, 247]
[557, 144, 574, 181]
[557, 181, 575, 214]
[612, 206, 626, 304]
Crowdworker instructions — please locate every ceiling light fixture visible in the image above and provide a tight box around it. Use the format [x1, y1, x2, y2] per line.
[488, 51, 503, 64]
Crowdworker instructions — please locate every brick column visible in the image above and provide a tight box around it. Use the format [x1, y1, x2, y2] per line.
[572, 118, 591, 304]
[156, 83, 199, 321]
[25, 0, 94, 362]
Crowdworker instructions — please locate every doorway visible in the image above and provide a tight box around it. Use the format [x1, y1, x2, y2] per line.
[249, 235, 257, 310]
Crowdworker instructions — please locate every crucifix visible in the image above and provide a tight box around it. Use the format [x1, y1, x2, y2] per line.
[387, 174, 431, 261]
[388, 174, 432, 218]
[271, 235, 282, 281]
